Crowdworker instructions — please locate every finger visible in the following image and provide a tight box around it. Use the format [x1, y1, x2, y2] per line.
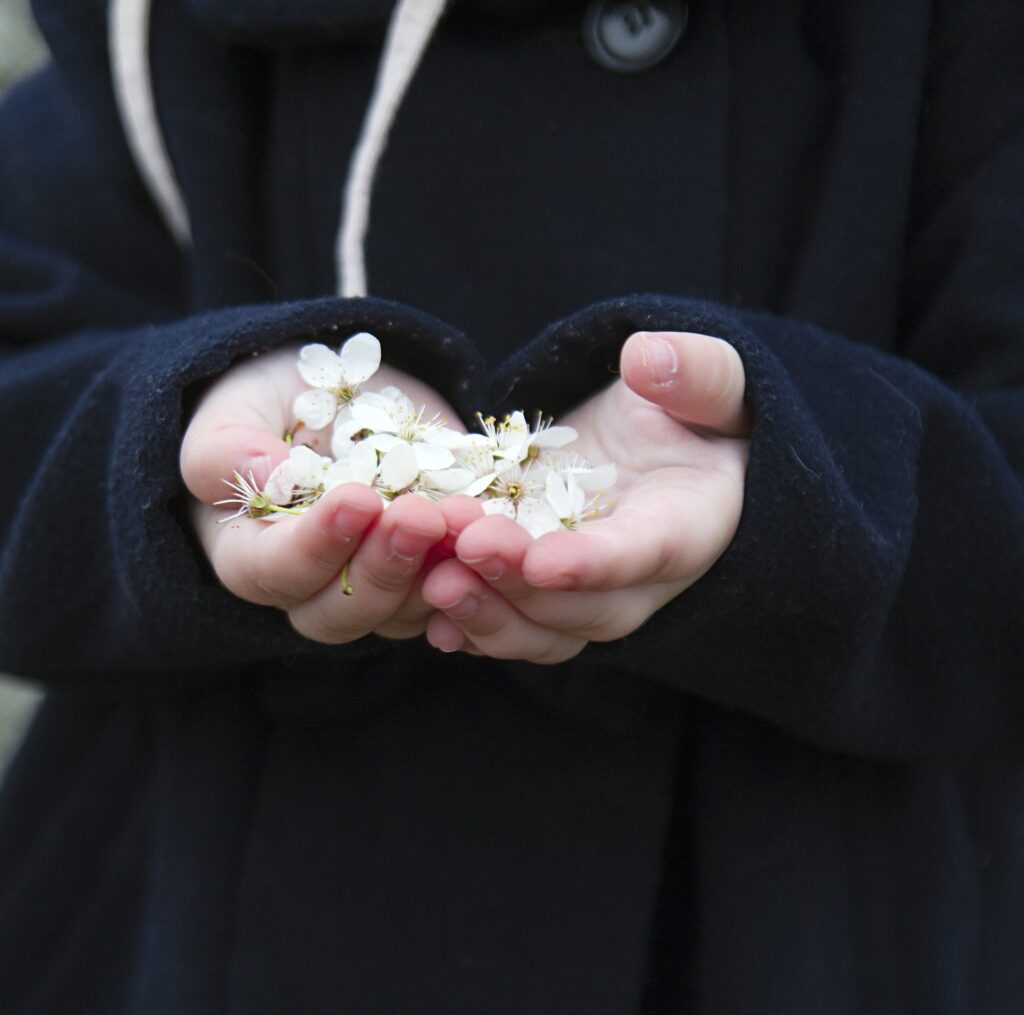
[377, 507, 521, 640]
[373, 569, 435, 640]
[620, 331, 752, 437]
[181, 423, 293, 505]
[425, 614, 487, 656]
[426, 611, 466, 653]
[520, 468, 743, 591]
[287, 494, 446, 644]
[422, 560, 587, 664]
[181, 344, 329, 504]
[446, 522, 678, 640]
[194, 482, 383, 606]
[437, 495, 487, 552]
[454, 514, 535, 598]
[373, 613, 431, 640]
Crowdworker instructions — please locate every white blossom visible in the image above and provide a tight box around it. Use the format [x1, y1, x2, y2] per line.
[292, 331, 381, 429]
[265, 444, 350, 506]
[480, 462, 562, 538]
[221, 333, 617, 535]
[333, 388, 459, 471]
[375, 442, 420, 500]
[482, 410, 577, 465]
[215, 471, 295, 522]
[326, 440, 378, 488]
[541, 452, 617, 494]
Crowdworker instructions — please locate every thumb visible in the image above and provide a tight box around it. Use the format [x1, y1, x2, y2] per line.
[180, 422, 293, 505]
[619, 331, 752, 437]
[180, 345, 308, 504]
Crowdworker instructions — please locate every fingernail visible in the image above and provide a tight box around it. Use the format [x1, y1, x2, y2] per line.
[389, 529, 432, 563]
[463, 555, 504, 582]
[640, 334, 678, 387]
[241, 453, 272, 486]
[334, 502, 372, 541]
[525, 569, 574, 590]
[444, 594, 478, 621]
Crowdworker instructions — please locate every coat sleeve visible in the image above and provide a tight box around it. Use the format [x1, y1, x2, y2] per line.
[0, 66, 484, 691]
[490, 1, 1024, 760]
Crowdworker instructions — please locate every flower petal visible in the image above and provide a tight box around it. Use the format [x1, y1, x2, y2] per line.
[413, 443, 455, 471]
[339, 331, 382, 384]
[379, 443, 419, 492]
[331, 418, 365, 457]
[463, 472, 498, 498]
[430, 427, 473, 450]
[516, 497, 563, 538]
[294, 388, 338, 430]
[288, 444, 328, 488]
[264, 461, 296, 505]
[366, 433, 404, 452]
[421, 467, 477, 494]
[545, 472, 572, 518]
[494, 435, 530, 462]
[575, 463, 618, 492]
[298, 343, 344, 389]
[329, 441, 378, 487]
[505, 411, 528, 433]
[348, 403, 397, 431]
[533, 425, 577, 449]
[482, 497, 516, 519]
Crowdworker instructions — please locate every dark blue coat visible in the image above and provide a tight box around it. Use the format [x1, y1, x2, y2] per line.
[1, 0, 1023, 1011]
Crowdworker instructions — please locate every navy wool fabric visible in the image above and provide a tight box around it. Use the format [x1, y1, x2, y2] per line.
[1, 0, 1023, 1012]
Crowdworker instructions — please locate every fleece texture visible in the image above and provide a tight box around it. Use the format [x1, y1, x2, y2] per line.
[0, 0, 1022, 1012]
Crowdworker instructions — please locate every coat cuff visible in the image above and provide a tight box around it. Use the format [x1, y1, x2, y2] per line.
[490, 294, 945, 756]
[1, 296, 485, 690]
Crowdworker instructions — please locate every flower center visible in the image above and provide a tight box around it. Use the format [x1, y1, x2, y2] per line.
[329, 384, 358, 403]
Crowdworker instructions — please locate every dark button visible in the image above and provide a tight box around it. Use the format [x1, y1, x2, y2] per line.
[583, 0, 688, 73]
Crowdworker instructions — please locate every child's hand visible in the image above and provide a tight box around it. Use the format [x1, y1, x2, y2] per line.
[180, 345, 463, 644]
[421, 331, 751, 663]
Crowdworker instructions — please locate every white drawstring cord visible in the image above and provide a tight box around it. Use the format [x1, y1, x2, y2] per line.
[109, 0, 446, 286]
[108, 0, 192, 246]
[336, 0, 449, 297]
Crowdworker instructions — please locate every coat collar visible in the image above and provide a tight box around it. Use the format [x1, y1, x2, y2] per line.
[185, 0, 575, 44]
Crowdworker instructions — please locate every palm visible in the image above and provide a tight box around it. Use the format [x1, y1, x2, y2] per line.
[556, 379, 747, 586]
[422, 330, 751, 661]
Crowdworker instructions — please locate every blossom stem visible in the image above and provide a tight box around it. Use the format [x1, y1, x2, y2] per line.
[339, 562, 355, 596]
[283, 419, 304, 444]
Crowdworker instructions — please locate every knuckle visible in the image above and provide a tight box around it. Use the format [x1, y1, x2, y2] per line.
[299, 531, 348, 573]
[485, 640, 528, 661]
[357, 558, 419, 598]
[249, 570, 295, 607]
[495, 582, 533, 603]
[209, 541, 257, 603]
[289, 600, 367, 645]
[532, 638, 587, 665]
[645, 538, 680, 585]
[570, 602, 614, 640]
[704, 342, 744, 412]
[215, 544, 293, 607]
[375, 618, 427, 641]
[589, 601, 651, 643]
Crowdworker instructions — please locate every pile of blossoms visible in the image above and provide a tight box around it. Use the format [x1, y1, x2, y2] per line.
[218, 331, 616, 538]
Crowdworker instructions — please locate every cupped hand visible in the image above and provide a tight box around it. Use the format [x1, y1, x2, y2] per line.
[421, 331, 751, 663]
[180, 343, 465, 644]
